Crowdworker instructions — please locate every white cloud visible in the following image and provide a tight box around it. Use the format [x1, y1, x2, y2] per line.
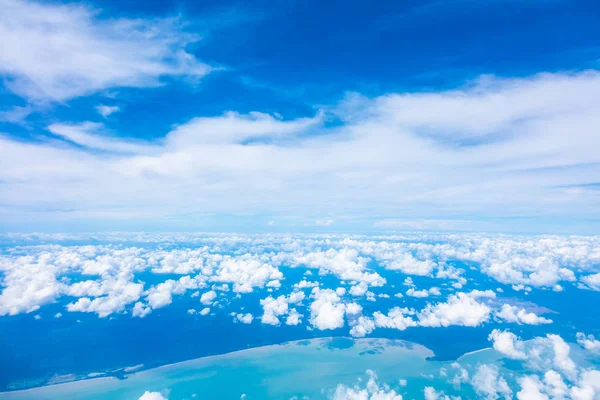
[309, 288, 345, 330]
[488, 330, 527, 360]
[96, 105, 120, 118]
[471, 364, 512, 400]
[349, 316, 376, 337]
[576, 332, 600, 353]
[3, 71, 600, 227]
[138, 391, 168, 400]
[331, 370, 402, 400]
[516, 376, 547, 400]
[489, 329, 578, 381]
[417, 292, 492, 328]
[372, 307, 417, 331]
[495, 304, 552, 325]
[423, 387, 450, 400]
[406, 287, 440, 298]
[132, 302, 152, 318]
[0, 0, 211, 102]
[66, 281, 143, 318]
[581, 273, 600, 291]
[236, 313, 253, 324]
[285, 308, 302, 325]
[260, 295, 289, 325]
[200, 307, 210, 316]
[200, 290, 217, 305]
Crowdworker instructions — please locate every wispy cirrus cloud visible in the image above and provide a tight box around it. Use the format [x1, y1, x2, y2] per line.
[1, 71, 600, 230]
[0, 0, 212, 103]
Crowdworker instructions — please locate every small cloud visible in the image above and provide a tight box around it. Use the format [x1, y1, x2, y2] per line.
[267, 220, 275, 226]
[315, 219, 334, 226]
[96, 105, 120, 118]
[0, 105, 32, 124]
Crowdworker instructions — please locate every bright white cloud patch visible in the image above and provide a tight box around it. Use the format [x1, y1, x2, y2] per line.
[0, 232, 598, 344]
[331, 370, 403, 400]
[0, 0, 211, 102]
[576, 332, 600, 354]
[96, 105, 120, 118]
[495, 304, 553, 325]
[138, 391, 167, 400]
[1, 69, 600, 227]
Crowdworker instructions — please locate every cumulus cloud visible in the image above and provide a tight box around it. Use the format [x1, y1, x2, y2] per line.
[417, 292, 492, 328]
[331, 370, 403, 400]
[260, 294, 290, 325]
[488, 329, 578, 381]
[200, 307, 210, 316]
[235, 313, 253, 324]
[138, 391, 167, 400]
[200, 290, 217, 305]
[471, 364, 512, 400]
[309, 288, 346, 330]
[489, 330, 527, 360]
[495, 304, 553, 325]
[576, 332, 600, 353]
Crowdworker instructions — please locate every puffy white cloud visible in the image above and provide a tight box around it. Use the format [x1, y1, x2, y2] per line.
[489, 329, 577, 381]
[259, 290, 304, 326]
[488, 330, 527, 360]
[543, 371, 568, 399]
[309, 288, 345, 330]
[211, 256, 283, 293]
[545, 334, 577, 379]
[132, 302, 152, 318]
[331, 370, 403, 400]
[576, 332, 600, 353]
[373, 308, 417, 331]
[285, 308, 302, 326]
[200, 290, 217, 305]
[495, 304, 552, 325]
[200, 307, 210, 316]
[417, 292, 492, 328]
[406, 287, 440, 298]
[295, 280, 319, 289]
[146, 277, 203, 309]
[471, 364, 512, 400]
[138, 391, 168, 400]
[260, 295, 289, 325]
[581, 273, 600, 291]
[406, 288, 430, 298]
[516, 376, 548, 400]
[236, 313, 253, 324]
[345, 303, 363, 315]
[349, 316, 376, 337]
[66, 281, 143, 318]
[570, 370, 600, 400]
[423, 387, 450, 400]
[282, 248, 385, 288]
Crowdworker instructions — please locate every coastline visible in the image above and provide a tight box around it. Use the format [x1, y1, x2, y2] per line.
[0, 336, 435, 396]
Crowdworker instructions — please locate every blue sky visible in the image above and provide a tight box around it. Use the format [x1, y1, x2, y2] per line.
[1, 0, 600, 233]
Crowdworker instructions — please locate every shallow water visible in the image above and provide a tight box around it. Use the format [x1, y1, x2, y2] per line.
[0, 337, 475, 400]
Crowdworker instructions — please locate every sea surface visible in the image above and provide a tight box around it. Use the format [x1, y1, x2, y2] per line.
[0, 337, 493, 400]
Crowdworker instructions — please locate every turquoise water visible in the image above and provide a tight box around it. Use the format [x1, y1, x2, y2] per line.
[0, 337, 483, 400]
